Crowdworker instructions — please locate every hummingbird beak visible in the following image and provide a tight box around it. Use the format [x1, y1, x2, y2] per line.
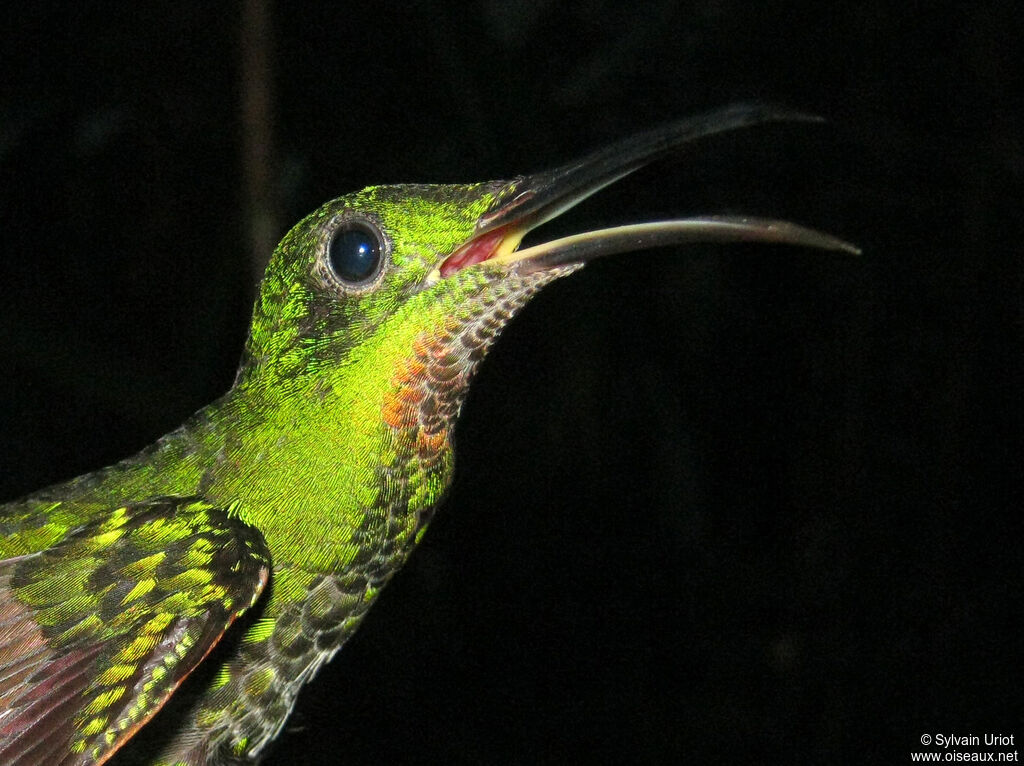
[437, 103, 858, 279]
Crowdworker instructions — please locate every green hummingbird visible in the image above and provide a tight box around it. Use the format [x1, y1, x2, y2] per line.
[0, 105, 854, 765]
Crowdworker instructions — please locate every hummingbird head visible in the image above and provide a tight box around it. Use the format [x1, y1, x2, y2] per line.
[241, 104, 854, 391]
[234, 105, 856, 512]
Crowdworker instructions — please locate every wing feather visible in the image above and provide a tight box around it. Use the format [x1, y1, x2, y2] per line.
[0, 496, 270, 766]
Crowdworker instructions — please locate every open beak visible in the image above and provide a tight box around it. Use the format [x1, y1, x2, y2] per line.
[437, 103, 858, 279]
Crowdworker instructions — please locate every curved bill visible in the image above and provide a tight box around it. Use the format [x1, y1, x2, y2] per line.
[437, 103, 858, 280]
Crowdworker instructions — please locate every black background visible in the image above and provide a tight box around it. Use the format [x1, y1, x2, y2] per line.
[1, 2, 1020, 764]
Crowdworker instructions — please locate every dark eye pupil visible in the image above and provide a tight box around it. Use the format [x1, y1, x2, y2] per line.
[328, 224, 382, 283]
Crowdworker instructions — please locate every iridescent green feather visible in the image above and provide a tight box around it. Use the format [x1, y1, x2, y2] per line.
[0, 497, 269, 765]
[1, 183, 521, 765]
[2, 107, 845, 764]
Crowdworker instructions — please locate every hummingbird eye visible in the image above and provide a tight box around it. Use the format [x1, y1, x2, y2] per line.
[327, 221, 384, 285]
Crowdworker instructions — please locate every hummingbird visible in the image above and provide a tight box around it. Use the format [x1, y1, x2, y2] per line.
[0, 104, 855, 765]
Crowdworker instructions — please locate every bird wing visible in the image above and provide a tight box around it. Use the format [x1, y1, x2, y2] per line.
[0, 495, 270, 766]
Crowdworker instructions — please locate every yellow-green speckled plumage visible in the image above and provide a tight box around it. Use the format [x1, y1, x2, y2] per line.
[1, 181, 571, 765]
[0, 105, 854, 766]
